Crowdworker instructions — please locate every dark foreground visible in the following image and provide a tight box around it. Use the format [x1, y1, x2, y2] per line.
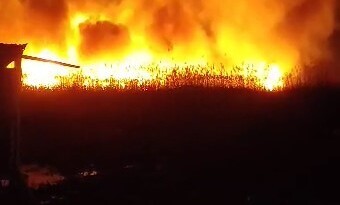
[14, 87, 340, 204]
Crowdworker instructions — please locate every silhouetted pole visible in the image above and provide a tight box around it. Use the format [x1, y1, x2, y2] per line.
[22, 55, 80, 68]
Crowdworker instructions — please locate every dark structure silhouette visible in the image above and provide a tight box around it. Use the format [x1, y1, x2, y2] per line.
[0, 43, 25, 179]
[0, 43, 27, 204]
[0, 43, 79, 204]
[22, 55, 80, 68]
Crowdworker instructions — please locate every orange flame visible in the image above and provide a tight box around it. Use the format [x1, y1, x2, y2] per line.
[1, 0, 334, 91]
[22, 48, 285, 90]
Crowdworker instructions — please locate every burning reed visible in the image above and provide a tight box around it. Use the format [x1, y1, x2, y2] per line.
[0, 0, 338, 90]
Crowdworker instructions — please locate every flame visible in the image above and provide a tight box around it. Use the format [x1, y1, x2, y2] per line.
[22, 50, 71, 87]
[264, 65, 283, 91]
[22, 47, 285, 90]
[2, 0, 335, 91]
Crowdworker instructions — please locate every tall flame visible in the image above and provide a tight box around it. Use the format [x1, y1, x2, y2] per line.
[1, 0, 337, 90]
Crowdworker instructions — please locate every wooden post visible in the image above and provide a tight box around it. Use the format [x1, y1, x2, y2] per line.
[10, 57, 22, 172]
[0, 44, 25, 191]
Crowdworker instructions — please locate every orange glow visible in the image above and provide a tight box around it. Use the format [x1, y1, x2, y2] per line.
[22, 48, 286, 90]
[4, 0, 333, 91]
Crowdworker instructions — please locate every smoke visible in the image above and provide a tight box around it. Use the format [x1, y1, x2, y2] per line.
[20, 0, 69, 44]
[148, 1, 199, 51]
[79, 20, 130, 60]
[0, 0, 69, 52]
[0, 0, 338, 74]
[328, 2, 340, 82]
[277, 0, 335, 63]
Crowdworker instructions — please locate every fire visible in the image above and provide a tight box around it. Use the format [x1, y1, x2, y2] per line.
[264, 65, 283, 91]
[22, 50, 72, 88]
[22, 47, 286, 90]
[1, 0, 336, 91]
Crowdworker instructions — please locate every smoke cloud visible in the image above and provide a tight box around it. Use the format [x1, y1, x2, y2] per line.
[21, 0, 69, 43]
[79, 20, 130, 60]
